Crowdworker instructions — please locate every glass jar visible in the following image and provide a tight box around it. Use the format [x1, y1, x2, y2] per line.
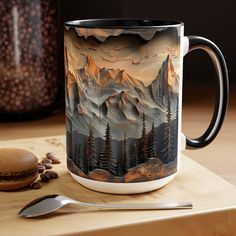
[0, 0, 63, 120]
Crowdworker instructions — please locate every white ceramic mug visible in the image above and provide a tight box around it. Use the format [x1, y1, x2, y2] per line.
[64, 19, 229, 194]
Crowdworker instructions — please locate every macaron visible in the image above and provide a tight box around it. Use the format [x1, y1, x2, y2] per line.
[0, 148, 38, 191]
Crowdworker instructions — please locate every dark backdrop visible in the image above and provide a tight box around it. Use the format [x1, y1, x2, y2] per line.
[61, 0, 235, 88]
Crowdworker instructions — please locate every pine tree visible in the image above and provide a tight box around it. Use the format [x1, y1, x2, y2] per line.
[130, 141, 137, 168]
[72, 131, 83, 169]
[108, 125, 116, 175]
[81, 144, 88, 174]
[109, 156, 117, 175]
[117, 155, 123, 177]
[99, 145, 107, 170]
[74, 144, 81, 168]
[71, 132, 75, 164]
[172, 97, 179, 159]
[87, 123, 96, 171]
[139, 112, 148, 163]
[99, 123, 116, 174]
[148, 123, 157, 159]
[123, 133, 130, 171]
[161, 92, 176, 164]
[66, 131, 73, 160]
[118, 133, 126, 176]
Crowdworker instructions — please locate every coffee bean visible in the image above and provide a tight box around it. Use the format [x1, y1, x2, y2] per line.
[45, 152, 56, 160]
[31, 181, 41, 189]
[40, 173, 50, 183]
[37, 164, 46, 173]
[45, 170, 59, 179]
[42, 163, 53, 169]
[0, 1, 60, 114]
[42, 158, 53, 164]
[46, 152, 61, 164]
[52, 159, 61, 164]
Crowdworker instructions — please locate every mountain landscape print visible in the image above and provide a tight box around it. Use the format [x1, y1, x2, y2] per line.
[64, 26, 180, 183]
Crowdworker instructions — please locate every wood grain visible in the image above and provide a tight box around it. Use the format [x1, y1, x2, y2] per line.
[0, 136, 236, 236]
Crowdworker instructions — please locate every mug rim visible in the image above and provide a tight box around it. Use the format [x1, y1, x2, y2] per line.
[64, 18, 184, 29]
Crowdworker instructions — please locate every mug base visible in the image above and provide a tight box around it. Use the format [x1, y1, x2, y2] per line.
[69, 171, 177, 194]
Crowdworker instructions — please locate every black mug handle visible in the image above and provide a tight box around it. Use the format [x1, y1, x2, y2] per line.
[184, 36, 229, 149]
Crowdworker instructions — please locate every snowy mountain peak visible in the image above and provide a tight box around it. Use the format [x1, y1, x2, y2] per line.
[165, 55, 179, 89]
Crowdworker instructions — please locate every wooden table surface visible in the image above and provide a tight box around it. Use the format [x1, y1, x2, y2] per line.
[0, 87, 235, 185]
[1, 136, 236, 236]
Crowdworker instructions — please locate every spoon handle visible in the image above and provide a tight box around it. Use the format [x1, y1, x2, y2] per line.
[75, 201, 193, 210]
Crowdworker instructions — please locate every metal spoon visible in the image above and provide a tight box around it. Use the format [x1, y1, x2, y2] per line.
[19, 194, 193, 218]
